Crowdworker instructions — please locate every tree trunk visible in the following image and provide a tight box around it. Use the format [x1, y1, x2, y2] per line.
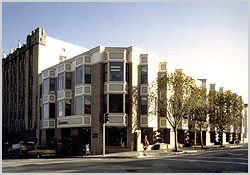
[200, 125, 204, 149]
[174, 127, 178, 152]
[220, 130, 223, 147]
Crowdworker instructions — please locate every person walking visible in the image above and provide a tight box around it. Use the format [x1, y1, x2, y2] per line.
[142, 135, 149, 156]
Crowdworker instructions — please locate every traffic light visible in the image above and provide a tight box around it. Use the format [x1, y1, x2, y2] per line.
[104, 113, 109, 123]
[99, 113, 104, 123]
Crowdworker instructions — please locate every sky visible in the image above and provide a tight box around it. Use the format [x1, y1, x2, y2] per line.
[1, 2, 248, 103]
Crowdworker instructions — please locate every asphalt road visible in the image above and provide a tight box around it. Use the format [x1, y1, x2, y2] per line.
[2, 146, 248, 173]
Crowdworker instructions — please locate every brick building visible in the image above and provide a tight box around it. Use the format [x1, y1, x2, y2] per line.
[2, 28, 88, 144]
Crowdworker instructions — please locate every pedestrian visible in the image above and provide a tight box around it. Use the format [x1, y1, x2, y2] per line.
[142, 135, 149, 156]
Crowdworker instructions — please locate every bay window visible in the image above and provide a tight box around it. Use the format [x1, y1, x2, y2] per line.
[84, 96, 91, 114]
[75, 96, 83, 115]
[141, 96, 148, 114]
[58, 73, 64, 90]
[110, 62, 123, 81]
[76, 66, 83, 85]
[85, 66, 91, 84]
[109, 94, 123, 113]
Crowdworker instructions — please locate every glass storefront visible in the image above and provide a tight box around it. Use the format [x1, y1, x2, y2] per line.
[106, 127, 127, 146]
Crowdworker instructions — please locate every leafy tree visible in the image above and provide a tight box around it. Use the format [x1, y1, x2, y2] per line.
[150, 70, 196, 152]
[208, 90, 243, 147]
[187, 84, 209, 148]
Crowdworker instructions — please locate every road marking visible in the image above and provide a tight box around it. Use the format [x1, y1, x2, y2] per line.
[165, 158, 248, 165]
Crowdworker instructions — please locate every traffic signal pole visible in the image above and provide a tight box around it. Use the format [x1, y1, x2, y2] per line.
[103, 122, 105, 157]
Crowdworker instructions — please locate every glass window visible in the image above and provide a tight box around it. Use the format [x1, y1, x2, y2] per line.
[85, 66, 91, 84]
[66, 72, 72, 89]
[65, 100, 71, 116]
[84, 96, 91, 114]
[141, 66, 148, 84]
[110, 62, 123, 81]
[75, 96, 83, 115]
[109, 94, 123, 113]
[58, 73, 64, 90]
[106, 127, 127, 146]
[104, 95, 107, 113]
[141, 96, 148, 114]
[76, 66, 83, 85]
[104, 64, 107, 82]
[43, 104, 48, 119]
[50, 78, 55, 93]
[58, 100, 64, 117]
[49, 103, 55, 118]
[125, 95, 129, 114]
[43, 79, 48, 94]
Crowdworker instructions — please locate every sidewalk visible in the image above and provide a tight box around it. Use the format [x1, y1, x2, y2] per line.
[77, 143, 247, 159]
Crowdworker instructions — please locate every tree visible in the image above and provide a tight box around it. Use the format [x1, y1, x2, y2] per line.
[151, 70, 196, 152]
[187, 84, 209, 148]
[208, 90, 243, 147]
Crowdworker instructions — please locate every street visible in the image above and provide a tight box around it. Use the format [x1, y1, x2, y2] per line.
[2, 146, 248, 173]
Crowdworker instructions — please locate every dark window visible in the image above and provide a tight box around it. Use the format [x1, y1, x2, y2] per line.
[49, 103, 55, 118]
[58, 73, 64, 90]
[66, 72, 72, 89]
[106, 127, 127, 146]
[76, 66, 83, 85]
[85, 66, 91, 84]
[65, 100, 71, 116]
[126, 63, 129, 82]
[141, 66, 148, 84]
[50, 78, 55, 93]
[104, 64, 107, 82]
[110, 62, 123, 81]
[141, 96, 148, 114]
[84, 96, 91, 114]
[125, 95, 129, 114]
[58, 100, 64, 117]
[109, 94, 123, 113]
[104, 95, 107, 113]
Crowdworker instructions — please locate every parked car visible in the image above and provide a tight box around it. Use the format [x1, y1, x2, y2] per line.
[7, 142, 34, 158]
[28, 145, 56, 158]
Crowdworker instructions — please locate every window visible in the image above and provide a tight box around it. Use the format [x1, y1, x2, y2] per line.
[141, 96, 148, 114]
[110, 62, 123, 81]
[43, 104, 48, 119]
[76, 66, 83, 85]
[125, 95, 129, 114]
[49, 103, 55, 118]
[66, 72, 72, 89]
[141, 66, 148, 84]
[58, 73, 64, 90]
[106, 127, 127, 146]
[85, 66, 91, 84]
[58, 100, 64, 117]
[126, 64, 129, 82]
[109, 94, 123, 113]
[159, 72, 166, 78]
[43, 79, 48, 94]
[84, 96, 91, 114]
[65, 100, 71, 116]
[85, 56, 91, 63]
[161, 64, 166, 70]
[50, 78, 55, 93]
[104, 64, 107, 82]
[142, 57, 147, 63]
[104, 95, 107, 113]
[75, 96, 83, 115]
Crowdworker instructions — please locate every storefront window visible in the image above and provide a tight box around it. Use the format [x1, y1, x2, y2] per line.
[106, 127, 127, 146]
[110, 62, 123, 81]
[109, 94, 123, 113]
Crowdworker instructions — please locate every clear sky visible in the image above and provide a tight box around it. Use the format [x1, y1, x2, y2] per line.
[2, 2, 248, 103]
